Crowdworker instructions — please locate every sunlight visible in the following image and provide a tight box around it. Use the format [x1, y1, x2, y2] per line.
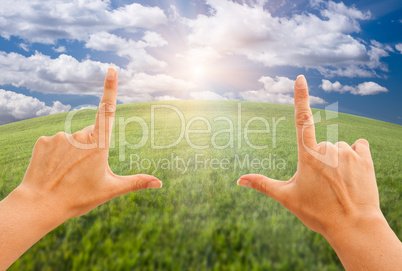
[192, 65, 206, 79]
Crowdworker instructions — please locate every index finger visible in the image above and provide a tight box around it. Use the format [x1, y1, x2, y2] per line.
[294, 75, 317, 155]
[93, 67, 118, 148]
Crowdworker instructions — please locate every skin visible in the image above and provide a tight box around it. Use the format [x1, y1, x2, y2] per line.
[0, 68, 162, 270]
[0, 72, 400, 270]
[237, 75, 402, 270]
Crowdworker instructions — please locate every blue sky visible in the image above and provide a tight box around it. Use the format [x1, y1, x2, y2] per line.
[0, 0, 401, 125]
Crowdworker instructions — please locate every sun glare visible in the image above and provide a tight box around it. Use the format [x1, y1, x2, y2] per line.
[192, 65, 206, 78]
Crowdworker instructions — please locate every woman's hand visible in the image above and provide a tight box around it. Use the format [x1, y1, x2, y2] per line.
[0, 68, 161, 270]
[237, 75, 402, 271]
[18, 67, 161, 221]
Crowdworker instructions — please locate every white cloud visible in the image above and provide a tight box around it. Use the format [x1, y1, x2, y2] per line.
[19, 43, 30, 52]
[190, 91, 227, 100]
[395, 43, 402, 54]
[309, 95, 327, 105]
[240, 76, 326, 105]
[258, 76, 294, 94]
[72, 104, 97, 111]
[186, 0, 387, 77]
[355, 82, 388, 95]
[370, 40, 394, 53]
[142, 31, 169, 48]
[240, 91, 294, 105]
[117, 93, 153, 103]
[321, 80, 349, 93]
[0, 89, 71, 125]
[0, 51, 109, 95]
[317, 65, 378, 78]
[0, 0, 394, 124]
[154, 95, 180, 101]
[53, 46, 66, 53]
[0, 0, 167, 44]
[312, 0, 372, 20]
[111, 3, 167, 31]
[321, 80, 388, 95]
[124, 73, 196, 95]
[0, 51, 196, 103]
[85, 32, 135, 52]
[85, 32, 167, 72]
[0, 1, 170, 78]
[86, 31, 168, 52]
[178, 47, 221, 63]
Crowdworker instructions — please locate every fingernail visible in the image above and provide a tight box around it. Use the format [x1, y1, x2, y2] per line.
[106, 67, 116, 80]
[237, 178, 251, 188]
[146, 180, 162, 189]
[295, 75, 307, 89]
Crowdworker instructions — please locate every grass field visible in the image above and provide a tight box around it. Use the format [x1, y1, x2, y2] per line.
[0, 100, 401, 270]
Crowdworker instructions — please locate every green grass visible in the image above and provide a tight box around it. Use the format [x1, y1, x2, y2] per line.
[0, 100, 401, 271]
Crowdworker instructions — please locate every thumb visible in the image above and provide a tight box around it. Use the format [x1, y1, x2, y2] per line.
[108, 174, 162, 198]
[237, 174, 288, 203]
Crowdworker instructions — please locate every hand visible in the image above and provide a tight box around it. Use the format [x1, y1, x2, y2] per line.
[18, 67, 162, 221]
[239, 75, 380, 235]
[237, 75, 401, 270]
[0, 68, 161, 270]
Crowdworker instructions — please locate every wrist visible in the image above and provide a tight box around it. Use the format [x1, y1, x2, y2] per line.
[323, 210, 388, 245]
[11, 185, 67, 231]
[322, 210, 391, 259]
[321, 210, 402, 270]
[0, 185, 66, 269]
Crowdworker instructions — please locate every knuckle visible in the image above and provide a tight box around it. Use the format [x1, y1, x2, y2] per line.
[250, 181, 259, 191]
[98, 103, 107, 114]
[295, 111, 313, 126]
[72, 131, 82, 139]
[318, 141, 329, 148]
[261, 181, 269, 194]
[130, 178, 143, 192]
[53, 132, 67, 142]
[252, 181, 268, 195]
[72, 131, 86, 143]
[107, 104, 116, 113]
[55, 131, 66, 138]
[357, 138, 369, 146]
[36, 136, 49, 146]
[98, 103, 116, 113]
[327, 142, 338, 152]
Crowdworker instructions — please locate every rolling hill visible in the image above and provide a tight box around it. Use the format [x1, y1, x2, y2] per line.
[0, 100, 401, 270]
